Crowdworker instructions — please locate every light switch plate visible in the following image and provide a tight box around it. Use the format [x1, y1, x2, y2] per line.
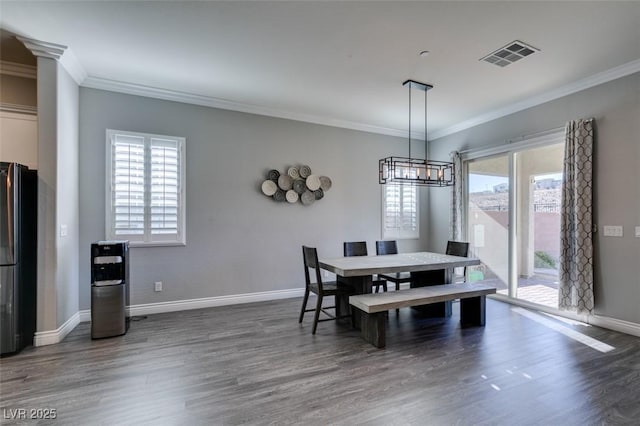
[636, 226, 640, 238]
[603, 226, 623, 237]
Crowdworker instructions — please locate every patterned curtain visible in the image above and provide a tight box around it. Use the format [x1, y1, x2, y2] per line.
[558, 119, 595, 314]
[449, 151, 463, 241]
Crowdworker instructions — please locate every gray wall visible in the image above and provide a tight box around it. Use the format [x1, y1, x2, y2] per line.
[78, 88, 428, 310]
[428, 72, 640, 324]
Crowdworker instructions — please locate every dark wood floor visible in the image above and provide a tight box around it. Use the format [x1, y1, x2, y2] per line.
[1, 297, 639, 425]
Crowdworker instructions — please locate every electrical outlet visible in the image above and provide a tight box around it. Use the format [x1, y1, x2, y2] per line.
[636, 226, 640, 238]
[154, 281, 163, 292]
[603, 226, 623, 237]
[60, 224, 68, 237]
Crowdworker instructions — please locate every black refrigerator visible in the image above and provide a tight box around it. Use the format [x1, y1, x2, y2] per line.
[0, 162, 37, 356]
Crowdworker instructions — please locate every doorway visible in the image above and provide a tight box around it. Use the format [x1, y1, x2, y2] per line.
[464, 134, 565, 308]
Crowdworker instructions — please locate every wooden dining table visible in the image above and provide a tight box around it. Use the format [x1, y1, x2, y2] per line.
[318, 251, 481, 318]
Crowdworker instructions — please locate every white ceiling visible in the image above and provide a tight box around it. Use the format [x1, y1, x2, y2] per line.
[1, 1, 639, 138]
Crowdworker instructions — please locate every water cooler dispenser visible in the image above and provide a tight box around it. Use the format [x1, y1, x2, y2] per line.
[91, 241, 129, 339]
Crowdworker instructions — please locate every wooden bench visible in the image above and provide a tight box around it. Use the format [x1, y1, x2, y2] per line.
[349, 283, 497, 348]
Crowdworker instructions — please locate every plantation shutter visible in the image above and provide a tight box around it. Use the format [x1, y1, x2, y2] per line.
[382, 178, 419, 240]
[384, 184, 401, 233]
[107, 129, 185, 246]
[150, 138, 180, 239]
[112, 134, 146, 240]
[400, 184, 418, 233]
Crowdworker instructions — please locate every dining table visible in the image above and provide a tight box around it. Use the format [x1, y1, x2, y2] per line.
[318, 251, 481, 319]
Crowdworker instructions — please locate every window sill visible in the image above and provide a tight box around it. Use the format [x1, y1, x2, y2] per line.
[382, 235, 420, 241]
[128, 241, 186, 248]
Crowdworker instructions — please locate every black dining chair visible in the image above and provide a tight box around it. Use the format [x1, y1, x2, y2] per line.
[299, 246, 354, 334]
[446, 240, 470, 283]
[376, 240, 412, 291]
[343, 241, 388, 293]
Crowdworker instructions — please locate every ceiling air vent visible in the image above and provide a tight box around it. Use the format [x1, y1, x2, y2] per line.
[480, 40, 539, 67]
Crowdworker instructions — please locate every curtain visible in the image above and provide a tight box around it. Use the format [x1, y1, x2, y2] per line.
[558, 118, 595, 314]
[449, 151, 463, 241]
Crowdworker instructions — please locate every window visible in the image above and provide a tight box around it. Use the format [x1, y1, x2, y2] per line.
[382, 182, 419, 240]
[106, 129, 185, 246]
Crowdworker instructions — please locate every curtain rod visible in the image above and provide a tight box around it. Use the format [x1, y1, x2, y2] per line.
[455, 125, 566, 155]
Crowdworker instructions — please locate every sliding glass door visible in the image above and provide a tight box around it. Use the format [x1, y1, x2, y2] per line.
[466, 155, 510, 295]
[464, 135, 565, 309]
[513, 144, 564, 307]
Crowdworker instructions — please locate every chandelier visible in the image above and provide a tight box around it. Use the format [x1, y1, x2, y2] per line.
[379, 80, 454, 186]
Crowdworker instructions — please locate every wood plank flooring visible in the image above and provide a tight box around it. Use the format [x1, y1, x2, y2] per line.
[1, 297, 639, 425]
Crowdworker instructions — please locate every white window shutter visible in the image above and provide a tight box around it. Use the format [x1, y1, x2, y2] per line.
[112, 135, 146, 238]
[106, 130, 186, 246]
[401, 184, 418, 232]
[150, 138, 180, 238]
[382, 181, 419, 240]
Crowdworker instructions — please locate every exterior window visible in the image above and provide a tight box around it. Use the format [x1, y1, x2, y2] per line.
[382, 182, 419, 240]
[106, 129, 185, 246]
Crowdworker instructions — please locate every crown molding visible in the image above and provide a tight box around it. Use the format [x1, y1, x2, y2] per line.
[59, 48, 88, 85]
[16, 35, 66, 60]
[0, 60, 37, 79]
[82, 76, 408, 138]
[430, 58, 640, 140]
[84, 58, 640, 142]
[15, 35, 87, 85]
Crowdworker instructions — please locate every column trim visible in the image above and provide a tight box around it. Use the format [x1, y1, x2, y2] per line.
[16, 36, 66, 60]
[16, 35, 87, 85]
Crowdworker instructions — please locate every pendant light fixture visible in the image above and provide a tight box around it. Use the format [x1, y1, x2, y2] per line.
[379, 80, 454, 186]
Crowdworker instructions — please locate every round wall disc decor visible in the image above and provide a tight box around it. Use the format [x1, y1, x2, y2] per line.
[278, 175, 293, 191]
[268, 169, 280, 182]
[287, 167, 300, 179]
[286, 190, 299, 203]
[260, 165, 332, 206]
[261, 180, 277, 196]
[306, 175, 321, 191]
[293, 179, 307, 195]
[299, 165, 312, 178]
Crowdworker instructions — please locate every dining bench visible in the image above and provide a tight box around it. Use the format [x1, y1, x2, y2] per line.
[348, 283, 497, 348]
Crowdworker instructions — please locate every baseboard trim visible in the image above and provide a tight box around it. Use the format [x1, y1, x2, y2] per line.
[78, 287, 305, 321]
[34, 312, 80, 346]
[79, 310, 91, 323]
[62, 286, 640, 340]
[130, 288, 305, 316]
[588, 315, 640, 338]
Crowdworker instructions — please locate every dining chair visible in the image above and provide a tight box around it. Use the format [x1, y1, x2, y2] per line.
[376, 240, 412, 291]
[299, 246, 354, 334]
[343, 241, 388, 293]
[446, 240, 470, 283]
